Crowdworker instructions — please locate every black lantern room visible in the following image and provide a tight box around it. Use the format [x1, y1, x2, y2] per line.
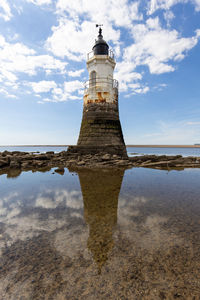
[92, 26, 109, 55]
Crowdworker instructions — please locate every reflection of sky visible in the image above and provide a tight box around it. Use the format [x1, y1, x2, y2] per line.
[117, 167, 200, 252]
[0, 167, 200, 298]
[0, 170, 84, 256]
[1, 167, 200, 254]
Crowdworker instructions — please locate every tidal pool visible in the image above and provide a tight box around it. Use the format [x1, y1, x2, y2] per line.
[0, 167, 200, 299]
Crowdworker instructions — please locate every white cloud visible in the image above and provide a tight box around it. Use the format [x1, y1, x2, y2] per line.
[114, 61, 142, 91]
[0, 34, 68, 100]
[26, 0, 52, 5]
[0, 0, 199, 103]
[194, 0, 200, 11]
[46, 19, 120, 61]
[148, 0, 180, 14]
[29, 80, 57, 93]
[0, 88, 17, 98]
[0, 0, 12, 21]
[124, 17, 200, 75]
[164, 10, 175, 27]
[44, 0, 200, 96]
[153, 83, 168, 91]
[148, 0, 200, 14]
[68, 69, 84, 77]
[64, 80, 83, 94]
[128, 82, 150, 94]
[47, 0, 141, 61]
[132, 86, 150, 94]
[38, 80, 83, 103]
[56, 0, 142, 27]
[0, 35, 67, 83]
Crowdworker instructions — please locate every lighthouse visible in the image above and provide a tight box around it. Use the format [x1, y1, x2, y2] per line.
[68, 25, 127, 157]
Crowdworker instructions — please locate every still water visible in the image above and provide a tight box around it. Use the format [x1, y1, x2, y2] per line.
[0, 166, 200, 299]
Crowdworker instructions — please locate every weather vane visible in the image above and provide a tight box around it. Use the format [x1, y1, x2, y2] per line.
[96, 24, 103, 36]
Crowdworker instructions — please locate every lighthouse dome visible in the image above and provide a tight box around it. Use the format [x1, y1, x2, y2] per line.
[92, 28, 109, 55]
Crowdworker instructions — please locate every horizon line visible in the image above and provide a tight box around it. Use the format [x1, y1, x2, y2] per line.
[0, 144, 200, 148]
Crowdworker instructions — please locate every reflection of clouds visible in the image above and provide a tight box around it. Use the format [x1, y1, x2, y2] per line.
[142, 215, 171, 250]
[66, 190, 83, 209]
[5, 213, 67, 245]
[118, 196, 148, 225]
[6, 207, 21, 219]
[36, 196, 61, 209]
[119, 195, 147, 208]
[54, 226, 89, 259]
[0, 192, 20, 219]
[0, 200, 7, 216]
[0, 187, 84, 255]
[35, 189, 83, 210]
[118, 195, 183, 252]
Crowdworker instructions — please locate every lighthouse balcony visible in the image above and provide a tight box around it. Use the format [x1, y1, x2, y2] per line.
[83, 78, 118, 105]
[84, 78, 118, 91]
[87, 49, 115, 61]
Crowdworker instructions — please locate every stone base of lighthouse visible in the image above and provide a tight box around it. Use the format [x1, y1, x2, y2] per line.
[67, 102, 127, 157]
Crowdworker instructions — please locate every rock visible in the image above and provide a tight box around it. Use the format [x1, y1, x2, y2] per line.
[12, 151, 25, 155]
[34, 154, 49, 160]
[112, 154, 120, 159]
[141, 160, 153, 165]
[77, 161, 85, 166]
[10, 156, 25, 163]
[21, 162, 31, 168]
[68, 159, 77, 164]
[34, 161, 48, 167]
[55, 167, 65, 175]
[10, 160, 21, 168]
[141, 161, 171, 167]
[60, 151, 69, 157]
[7, 169, 22, 178]
[102, 154, 111, 160]
[2, 151, 10, 157]
[0, 159, 9, 168]
[115, 160, 129, 165]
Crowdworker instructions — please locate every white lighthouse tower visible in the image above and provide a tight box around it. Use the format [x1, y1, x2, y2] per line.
[68, 25, 127, 157]
[84, 25, 118, 105]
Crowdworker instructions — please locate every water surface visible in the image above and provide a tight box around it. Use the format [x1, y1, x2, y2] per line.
[0, 167, 200, 299]
[128, 146, 200, 157]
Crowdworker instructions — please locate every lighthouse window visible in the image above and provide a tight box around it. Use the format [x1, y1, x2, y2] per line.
[90, 71, 96, 86]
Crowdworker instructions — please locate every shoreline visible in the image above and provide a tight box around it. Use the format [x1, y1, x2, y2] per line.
[0, 145, 200, 148]
[1, 150, 200, 177]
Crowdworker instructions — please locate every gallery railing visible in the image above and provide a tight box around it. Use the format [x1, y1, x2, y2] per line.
[87, 49, 115, 60]
[84, 78, 118, 91]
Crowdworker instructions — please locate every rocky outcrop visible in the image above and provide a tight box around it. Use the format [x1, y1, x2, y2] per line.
[0, 151, 200, 176]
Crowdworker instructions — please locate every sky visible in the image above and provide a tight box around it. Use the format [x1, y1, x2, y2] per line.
[0, 0, 200, 145]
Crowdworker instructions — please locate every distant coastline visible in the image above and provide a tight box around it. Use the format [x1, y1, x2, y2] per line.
[126, 145, 200, 148]
[0, 145, 200, 148]
[0, 145, 69, 147]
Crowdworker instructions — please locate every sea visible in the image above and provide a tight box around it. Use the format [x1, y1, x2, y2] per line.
[1, 145, 200, 157]
[0, 146, 200, 298]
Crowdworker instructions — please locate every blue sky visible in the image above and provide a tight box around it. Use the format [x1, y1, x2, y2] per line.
[0, 0, 200, 145]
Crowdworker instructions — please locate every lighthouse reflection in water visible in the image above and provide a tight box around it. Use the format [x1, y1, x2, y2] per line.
[78, 168, 124, 273]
